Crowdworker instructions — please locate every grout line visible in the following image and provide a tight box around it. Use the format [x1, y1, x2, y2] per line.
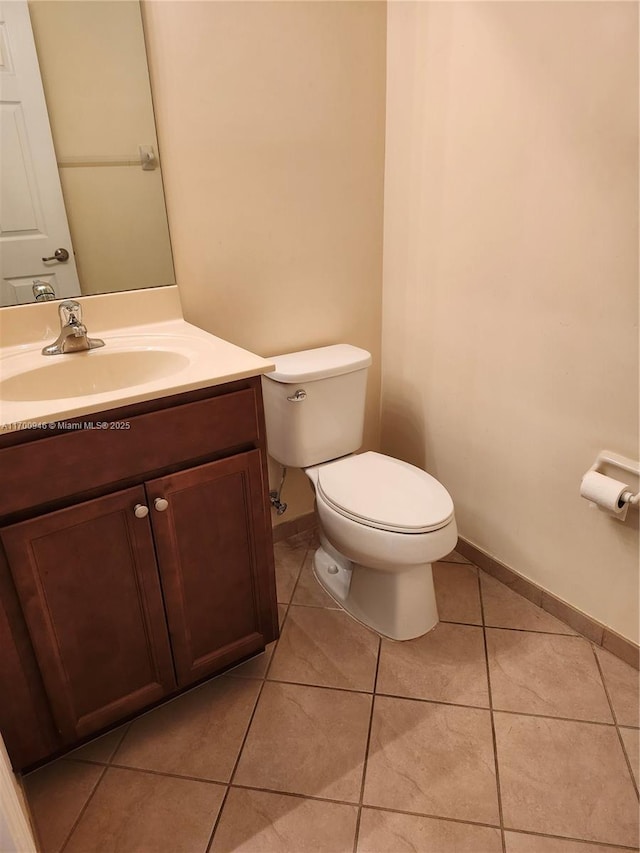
[269, 541, 311, 676]
[478, 569, 507, 853]
[204, 680, 268, 852]
[274, 539, 309, 626]
[283, 601, 342, 612]
[107, 721, 133, 764]
[227, 782, 510, 835]
[203, 785, 229, 853]
[351, 801, 502, 831]
[373, 689, 490, 710]
[63, 756, 110, 769]
[58, 721, 133, 771]
[371, 690, 620, 728]
[504, 826, 640, 851]
[488, 707, 618, 729]
[264, 675, 376, 695]
[92, 761, 228, 787]
[481, 624, 579, 638]
[58, 763, 109, 853]
[591, 645, 640, 801]
[228, 782, 506, 830]
[352, 636, 382, 853]
[229, 782, 361, 809]
[440, 618, 579, 639]
[204, 536, 310, 852]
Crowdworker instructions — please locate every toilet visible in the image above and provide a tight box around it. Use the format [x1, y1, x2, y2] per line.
[261, 344, 457, 641]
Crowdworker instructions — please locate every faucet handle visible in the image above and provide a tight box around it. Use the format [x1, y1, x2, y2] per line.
[59, 300, 82, 325]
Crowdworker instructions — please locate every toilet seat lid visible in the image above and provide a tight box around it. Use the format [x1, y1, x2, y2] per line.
[316, 452, 455, 534]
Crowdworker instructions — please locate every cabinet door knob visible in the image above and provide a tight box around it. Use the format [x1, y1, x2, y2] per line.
[134, 504, 149, 518]
[154, 497, 169, 512]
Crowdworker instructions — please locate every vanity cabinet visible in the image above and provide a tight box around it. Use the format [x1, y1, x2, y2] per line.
[0, 377, 278, 770]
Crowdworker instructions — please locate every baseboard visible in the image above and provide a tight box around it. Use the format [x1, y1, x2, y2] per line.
[456, 538, 639, 671]
[271, 512, 316, 543]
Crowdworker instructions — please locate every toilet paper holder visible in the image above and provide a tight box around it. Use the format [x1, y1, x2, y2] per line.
[585, 450, 640, 510]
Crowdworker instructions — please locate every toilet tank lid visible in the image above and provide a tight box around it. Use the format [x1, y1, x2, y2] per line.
[264, 344, 372, 383]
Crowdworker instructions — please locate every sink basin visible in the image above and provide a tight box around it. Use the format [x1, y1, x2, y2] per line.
[0, 311, 274, 433]
[0, 348, 190, 402]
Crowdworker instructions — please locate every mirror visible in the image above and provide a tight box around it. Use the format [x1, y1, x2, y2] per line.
[0, 0, 175, 307]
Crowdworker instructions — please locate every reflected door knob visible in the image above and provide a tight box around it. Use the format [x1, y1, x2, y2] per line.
[134, 504, 149, 518]
[42, 248, 70, 262]
[154, 498, 169, 512]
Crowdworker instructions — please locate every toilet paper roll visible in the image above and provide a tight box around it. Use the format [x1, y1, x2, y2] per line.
[580, 471, 630, 519]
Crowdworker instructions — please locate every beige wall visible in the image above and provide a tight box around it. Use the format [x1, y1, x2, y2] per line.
[382, 2, 639, 642]
[29, 1, 174, 295]
[143, 0, 386, 523]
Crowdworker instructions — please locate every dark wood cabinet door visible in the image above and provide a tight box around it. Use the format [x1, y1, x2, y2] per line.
[147, 450, 277, 686]
[0, 487, 176, 742]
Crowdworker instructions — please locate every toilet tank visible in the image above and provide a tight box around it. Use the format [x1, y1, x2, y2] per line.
[261, 344, 372, 468]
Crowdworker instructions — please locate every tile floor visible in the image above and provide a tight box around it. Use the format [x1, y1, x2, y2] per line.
[23, 532, 640, 853]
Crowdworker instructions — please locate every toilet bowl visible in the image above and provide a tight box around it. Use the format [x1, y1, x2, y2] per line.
[261, 344, 457, 641]
[305, 452, 457, 640]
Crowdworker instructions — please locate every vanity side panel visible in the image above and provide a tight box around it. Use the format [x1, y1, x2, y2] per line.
[253, 379, 279, 642]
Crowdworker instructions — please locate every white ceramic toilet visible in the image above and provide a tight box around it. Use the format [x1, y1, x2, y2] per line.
[261, 344, 457, 641]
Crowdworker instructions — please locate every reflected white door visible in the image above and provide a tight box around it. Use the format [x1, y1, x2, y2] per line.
[0, 1, 80, 307]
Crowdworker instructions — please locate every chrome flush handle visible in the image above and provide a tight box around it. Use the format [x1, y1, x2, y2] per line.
[286, 389, 307, 402]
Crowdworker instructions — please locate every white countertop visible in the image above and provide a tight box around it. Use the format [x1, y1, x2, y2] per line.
[0, 288, 274, 432]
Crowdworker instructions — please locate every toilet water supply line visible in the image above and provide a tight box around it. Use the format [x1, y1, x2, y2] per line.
[270, 466, 288, 515]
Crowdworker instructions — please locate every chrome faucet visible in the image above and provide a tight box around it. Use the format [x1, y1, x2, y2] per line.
[32, 280, 56, 302]
[42, 300, 105, 356]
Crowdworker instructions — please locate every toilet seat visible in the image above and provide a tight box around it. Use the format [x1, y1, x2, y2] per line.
[315, 452, 454, 534]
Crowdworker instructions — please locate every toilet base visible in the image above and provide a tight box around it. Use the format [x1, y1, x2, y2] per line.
[312, 545, 439, 641]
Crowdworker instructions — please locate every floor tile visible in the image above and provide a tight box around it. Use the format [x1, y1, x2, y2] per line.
[64, 766, 224, 853]
[228, 642, 276, 680]
[66, 724, 130, 764]
[481, 572, 576, 634]
[364, 696, 499, 824]
[234, 681, 371, 802]
[357, 808, 502, 852]
[433, 562, 482, 625]
[268, 605, 379, 691]
[440, 549, 472, 564]
[486, 630, 612, 722]
[23, 760, 104, 853]
[274, 538, 308, 603]
[504, 831, 630, 853]
[377, 622, 489, 707]
[211, 787, 358, 852]
[291, 552, 340, 609]
[595, 646, 640, 727]
[620, 727, 639, 788]
[495, 712, 639, 847]
[113, 676, 260, 782]
[22, 526, 640, 853]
